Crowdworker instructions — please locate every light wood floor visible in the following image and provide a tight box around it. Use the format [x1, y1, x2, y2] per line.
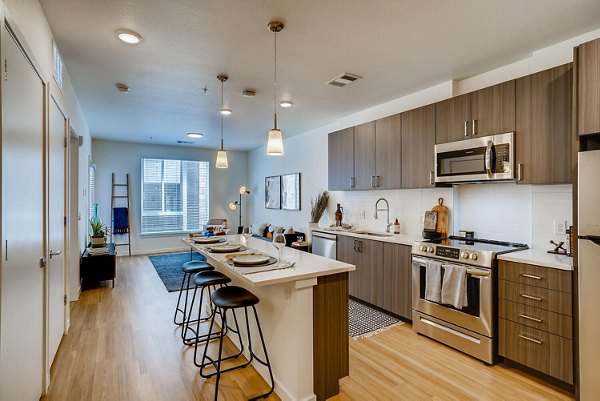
[43, 254, 574, 401]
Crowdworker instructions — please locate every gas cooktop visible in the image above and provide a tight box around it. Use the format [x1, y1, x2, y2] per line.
[412, 236, 528, 268]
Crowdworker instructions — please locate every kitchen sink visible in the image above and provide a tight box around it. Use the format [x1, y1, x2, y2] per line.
[353, 231, 393, 238]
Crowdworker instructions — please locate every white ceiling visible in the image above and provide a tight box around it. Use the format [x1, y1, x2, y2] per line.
[40, 0, 600, 151]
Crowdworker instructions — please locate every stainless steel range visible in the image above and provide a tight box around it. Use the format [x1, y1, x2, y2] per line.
[411, 236, 528, 364]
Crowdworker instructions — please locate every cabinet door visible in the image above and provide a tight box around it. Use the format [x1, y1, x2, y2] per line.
[337, 235, 359, 297]
[383, 243, 412, 319]
[516, 64, 572, 184]
[356, 239, 384, 305]
[471, 80, 515, 137]
[328, 127, 354, 190]
[578, 38, 600, 136]
[353, 122, 376, 190]
[401, 104, 436, 188]
[435, 94, 471, 143]
[375, 114, 402, 189]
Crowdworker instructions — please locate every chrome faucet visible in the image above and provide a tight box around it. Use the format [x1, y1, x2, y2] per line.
[374, 198, 392, 233]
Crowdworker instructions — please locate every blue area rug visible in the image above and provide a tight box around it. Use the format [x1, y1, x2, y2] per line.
[148, 251, 206, 292]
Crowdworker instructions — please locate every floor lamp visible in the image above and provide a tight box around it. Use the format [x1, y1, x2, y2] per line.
[229, 186, 250, 234]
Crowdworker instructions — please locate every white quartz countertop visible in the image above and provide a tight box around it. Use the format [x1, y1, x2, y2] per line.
[498, 249, 573, 271]
[312, 227, 421, 247]
[182, 235, 355, 287]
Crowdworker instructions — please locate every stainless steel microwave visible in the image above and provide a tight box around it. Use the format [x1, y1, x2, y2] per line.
[434, 132, 514, 183]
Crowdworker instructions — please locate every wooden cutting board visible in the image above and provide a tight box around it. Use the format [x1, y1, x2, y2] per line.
[432, 198, 449, 238]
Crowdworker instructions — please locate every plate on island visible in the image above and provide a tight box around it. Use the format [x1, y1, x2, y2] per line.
[192, 237, 224, 244]
[209, 244, 245, 253]
[232, 254, 271, 265]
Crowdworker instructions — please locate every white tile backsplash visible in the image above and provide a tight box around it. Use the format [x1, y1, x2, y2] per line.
[454, 183, 572, 250]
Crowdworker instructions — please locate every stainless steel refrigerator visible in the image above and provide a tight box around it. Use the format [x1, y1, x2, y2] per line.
[578, 149, 600, 399]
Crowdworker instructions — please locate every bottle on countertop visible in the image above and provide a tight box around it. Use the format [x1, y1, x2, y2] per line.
[393, 219, 401, 234]
[335, 204, 344, 227]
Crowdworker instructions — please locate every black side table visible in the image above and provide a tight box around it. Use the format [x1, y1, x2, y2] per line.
[81, 243, 116, 288]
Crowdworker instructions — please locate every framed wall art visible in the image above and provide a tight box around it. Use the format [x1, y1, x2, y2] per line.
[265, 175, 281, 209]
[281, 173, 301, 211]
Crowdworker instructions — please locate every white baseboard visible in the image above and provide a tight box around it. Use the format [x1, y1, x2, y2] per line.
[125, 247, 191, 257]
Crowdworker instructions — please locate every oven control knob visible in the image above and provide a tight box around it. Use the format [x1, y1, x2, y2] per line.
[470, 253, 478, 260]
[420, 245, 427, 252]
[461, 251, 469, 259]
[427, 246, 434, 253]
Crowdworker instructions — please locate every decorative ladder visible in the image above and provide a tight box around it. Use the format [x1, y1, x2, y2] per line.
[111, 173, 131, 256]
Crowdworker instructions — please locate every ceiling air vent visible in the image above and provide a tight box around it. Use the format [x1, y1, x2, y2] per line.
[116, 83, 129, 93]
[326, 73, 362, 87]
[177, 140, 194, 144]
[242, 89, 256, 97]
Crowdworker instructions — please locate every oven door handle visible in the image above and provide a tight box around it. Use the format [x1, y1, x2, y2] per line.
[412, 257, 490, 277]
[485, 140, 494, 178]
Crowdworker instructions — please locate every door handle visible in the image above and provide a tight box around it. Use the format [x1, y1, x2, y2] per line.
[350, 177, 355, 189]
[517, 163, 523, 181]
[520, 293, 543, 302]
[371, 175, 376, 188]
[49, 249, 62, 258]
[520, 273, 542, 280]
[463, 121, 469, 137]
[472, 119, 477, 136]
[484, 140, 493, 178]
[519, 334, 543, 345]
[519, 314, 543, 323]
[429, 171, 434, 186]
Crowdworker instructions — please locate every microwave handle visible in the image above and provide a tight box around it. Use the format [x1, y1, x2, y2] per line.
[485, 140, 493, 178]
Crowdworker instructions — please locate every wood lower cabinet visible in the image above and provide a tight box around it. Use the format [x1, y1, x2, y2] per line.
[516, 63, 572, 184]
[328, 127, 354, 190]
[401, 104, 436, 188]
[577, 37, 600, 136]
[498, 260, 573, 384]
[337, 235, 412, 320]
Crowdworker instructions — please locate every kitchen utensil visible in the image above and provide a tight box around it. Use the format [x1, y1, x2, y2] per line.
[432, 198, 449, 238]
[423, 210, 438, 231]
[422, 230, 442, 240]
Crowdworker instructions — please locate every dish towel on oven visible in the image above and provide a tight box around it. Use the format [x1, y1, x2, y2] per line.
[425, 260, 442, 303]
[441, 264, 468, 309]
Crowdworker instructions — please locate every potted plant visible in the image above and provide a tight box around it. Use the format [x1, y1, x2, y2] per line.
[90, 203, 107, 248]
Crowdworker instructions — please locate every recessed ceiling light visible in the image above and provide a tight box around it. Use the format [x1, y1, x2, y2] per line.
[279, 100, 293, 108]
[117, 29, 142, 45]
[187, 132, 203, 138]
[220, 108, 232, 116]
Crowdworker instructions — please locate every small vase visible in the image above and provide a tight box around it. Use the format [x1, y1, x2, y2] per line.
[307, 222, 319, 244]
[90, 236, 105, 248]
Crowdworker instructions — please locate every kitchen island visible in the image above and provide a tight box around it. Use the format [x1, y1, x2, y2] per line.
[182, 235, 355, 401]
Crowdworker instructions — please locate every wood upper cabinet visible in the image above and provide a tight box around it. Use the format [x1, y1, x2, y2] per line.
[577, 38, 600, 136]
[328, 127, 354, 190]
[435, 94, 471, 143]
[470, 80, 515, 137]
[401, 104, 436, 188]
[435, 81, 515, 144]
[516, 63, 572, 184]
[382, 243, 412, 319]
[375, 114, 402, 189]
[353, 122, 376, 190]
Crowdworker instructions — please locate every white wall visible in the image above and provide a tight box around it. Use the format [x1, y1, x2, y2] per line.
[92, 139, 248, 255]
[248, 27, 599, 248]
[3, 0, 93, 300]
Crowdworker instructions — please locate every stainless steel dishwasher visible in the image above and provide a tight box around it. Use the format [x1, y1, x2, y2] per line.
[311, 231, 337, 259]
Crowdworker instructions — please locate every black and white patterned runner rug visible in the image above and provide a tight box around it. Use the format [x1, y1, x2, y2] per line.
[349, 299, 403, 340]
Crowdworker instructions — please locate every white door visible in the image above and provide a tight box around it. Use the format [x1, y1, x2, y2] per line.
[48, 97, 66, 366]
[0, 27, 46, 401]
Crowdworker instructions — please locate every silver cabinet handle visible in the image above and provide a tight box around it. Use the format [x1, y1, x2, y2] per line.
[520, 293, 543, 302]
[517, 163, 523, 181]
[519, 314, 543, 323]
[464, 121, 469, 137]
[429, 171, 434, 186]
[371, 175, 376, 188]
[472, 119, 477, 136]
[49, 250, 62, 258]
[350, 177, 355, 189]
[519, 334, 543, 345]
[520, 273, 542, 280]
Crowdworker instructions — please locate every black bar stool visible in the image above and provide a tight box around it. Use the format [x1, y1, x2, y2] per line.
[198, 286, 275, 401]
[173, 260, 213, 326]
[181, 270, 233, 345]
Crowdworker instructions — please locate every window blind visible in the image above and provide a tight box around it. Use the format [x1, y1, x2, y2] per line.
[89, 164, 95, 217]
[141, 158, 209, 234]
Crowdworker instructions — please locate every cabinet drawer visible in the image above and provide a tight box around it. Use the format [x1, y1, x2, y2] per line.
[499, 299, 572, 339]
[499, 319, 573, 384]
[499, 261, 571, 293]
[499, 280, 572, 316]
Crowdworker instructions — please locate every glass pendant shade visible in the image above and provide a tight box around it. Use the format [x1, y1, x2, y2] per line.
[215, 149, 228, 168]
[266, 128, 284, 155]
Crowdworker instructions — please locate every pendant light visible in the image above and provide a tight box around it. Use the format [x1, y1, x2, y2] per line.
[215, 74, 229, 169]
[266, 21, 284, 156]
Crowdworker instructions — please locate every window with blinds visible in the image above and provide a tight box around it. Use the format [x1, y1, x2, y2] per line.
[141, 158, 209, 234]
[89, 164, 95, 217]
